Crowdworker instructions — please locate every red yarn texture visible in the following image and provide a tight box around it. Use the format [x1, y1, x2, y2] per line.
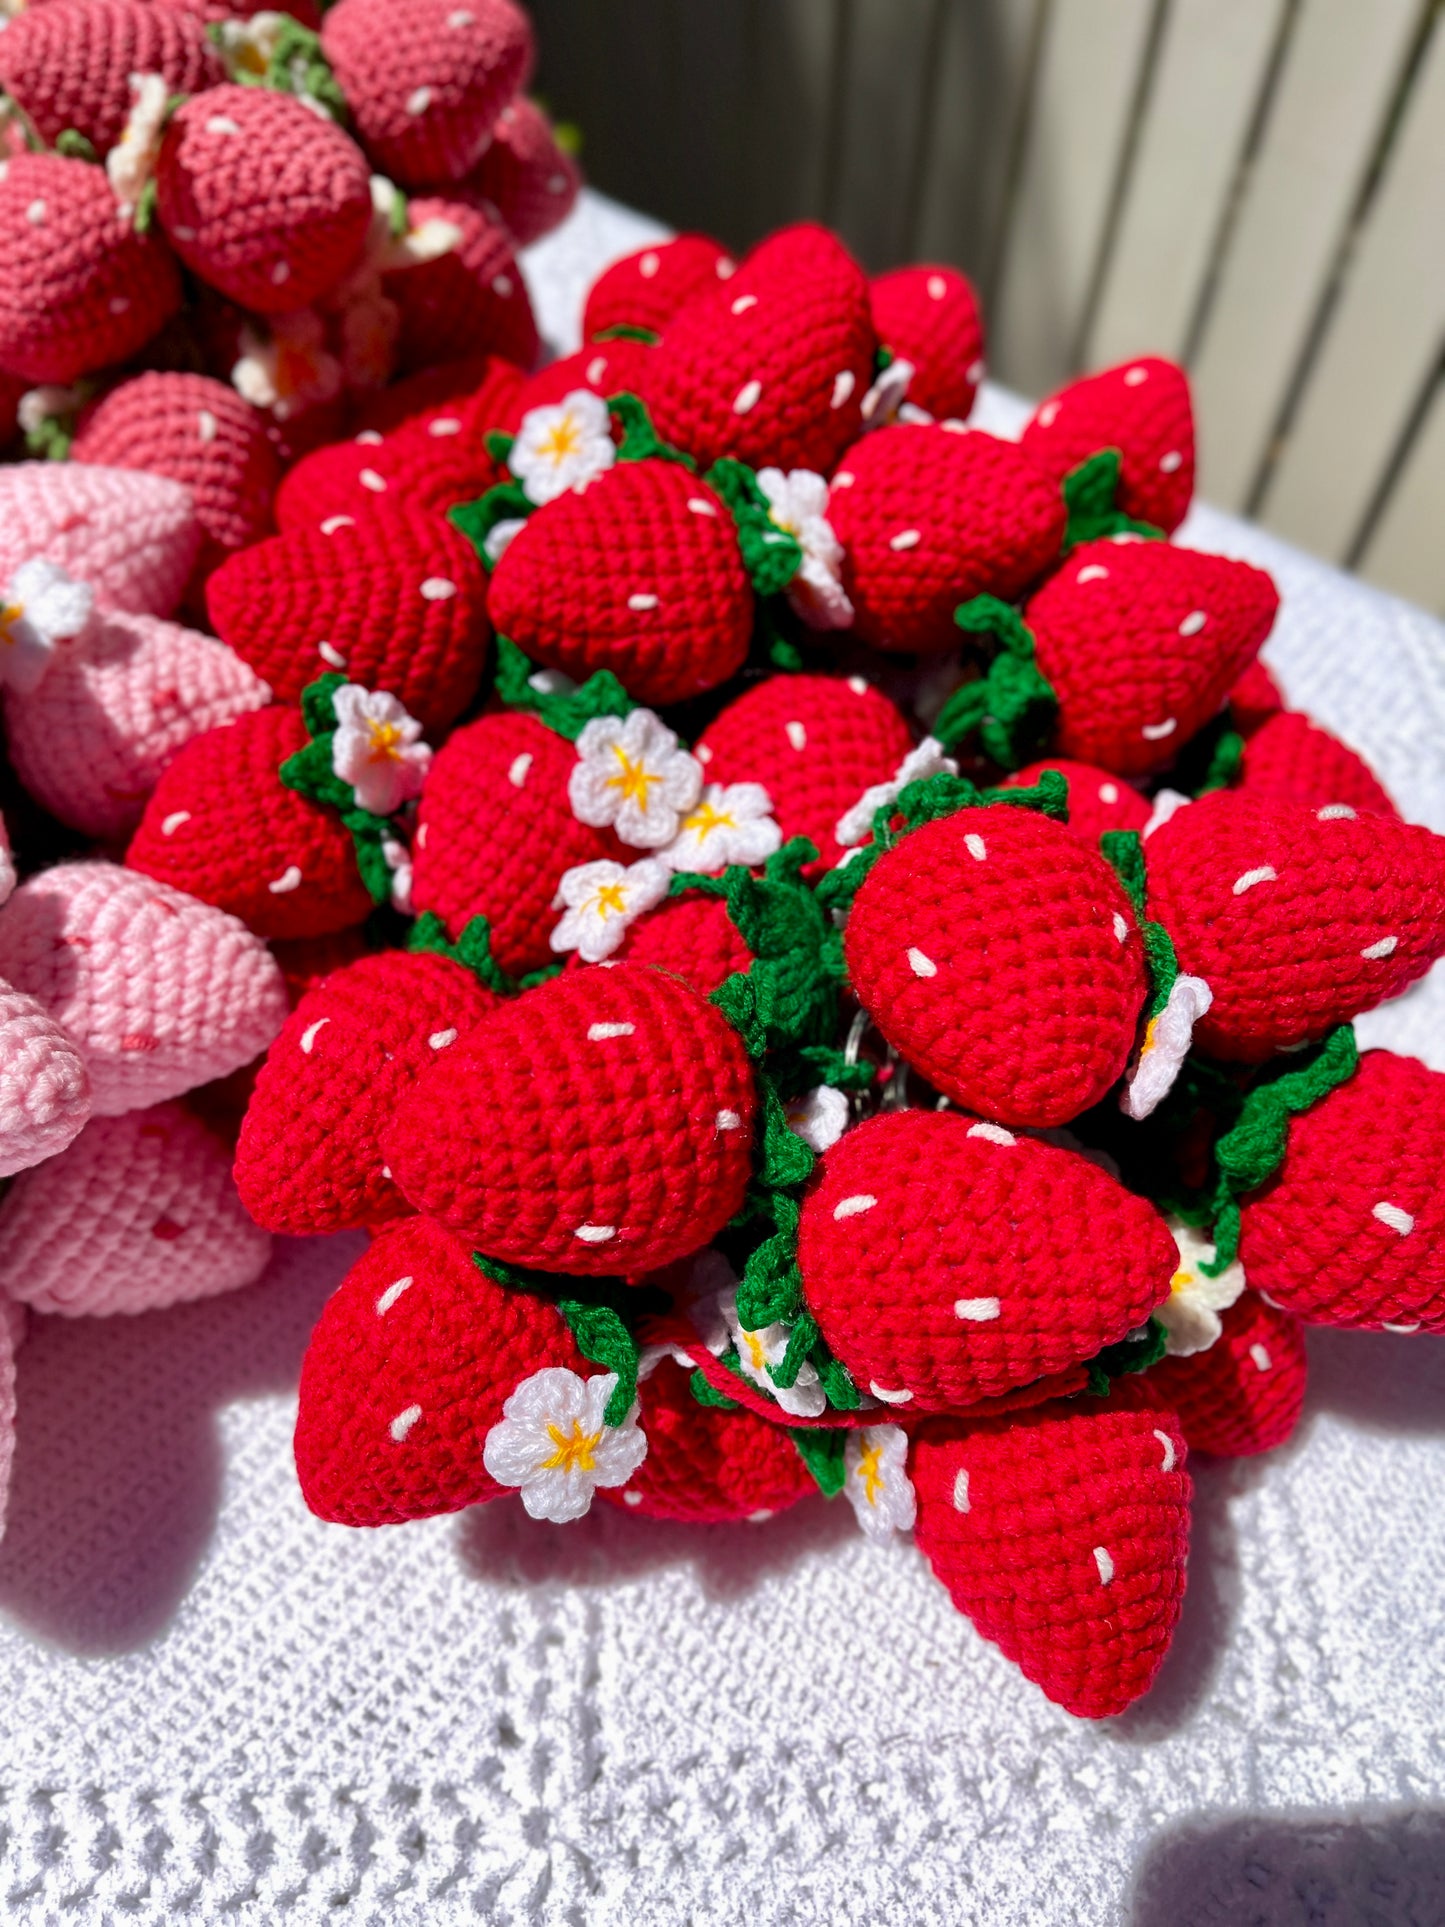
[500, 339, 654, 424]
[582, 233, 736, 343]
[845, 808, 1148, 1126]
[614, 894, 754, 997]
[911, 1387, 1191, 1717]
[798, 1109, 1176, 1412]
[696, 673, 913, 874]
[0, 154, 181, 382]
[207, 503, 488, 733]
[640, 222, 875, 474]
[384, 963, 757, 1277]
[352, 353, 519, 437]
[320, 0, 532, 188]
[1025, 538, 1278, 776]
[827, 423, 1066, 653]
[0, 0, 223, 153]
[1140, 1292, 1307, 1457]
[488, 460, 752, 707]
[1236, 709, 1398, 819]
[1021, 356, 1195, 534]
[381, 197, 538, 374]
[409, 710, 619, 976]
[1238, 1048, 1445, 1333]
[126, 705, 375, 941]
[295, 1215, 583, 1527]
[235, 949, 499, 1236]
[1228, 657, 1286, 735]
[269, 928, 373, 1006]
[869, 263, 985, 421]
[461, 96, 580, 246]
[1145, 791, 1445, 1060]
[156, 86, 371, 314]
[1003, 759, 1151, 843]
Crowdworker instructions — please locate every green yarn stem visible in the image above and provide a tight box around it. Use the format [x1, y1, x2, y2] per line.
[252, 18, 348, 121]
[449, 485, 534, 573]
[133, 176, 159, 234]
[769, 1309, 820, 1391]
[789, 1426, 847, 1497]
[1061, 450, 1164, 550]
[1198, 727, 1245, 795]
[557, 1301, 639, 1427]
[814, 1352, 862, 1410]
[24, 417, 72, 462]
[278, 673, 401, 909]
[407, 909, 560, 997]
[1099, 829, 1146, 918]
[1100, 830, 1178, 1019]
[484, 429, 515, 465]
[591, 323, 660, 345]
[703, 457, 805, 599]
[938, 595, 1059, 769]
[1084, 1316, 1169, 1396]
[55, 128, 97, 161]
[607, 390, 694, 467]
[690, 1369, 741, 1411]
[490, 633, 634, 741]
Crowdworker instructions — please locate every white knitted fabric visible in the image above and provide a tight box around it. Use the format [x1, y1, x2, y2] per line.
[0, 194, 1442, 1927]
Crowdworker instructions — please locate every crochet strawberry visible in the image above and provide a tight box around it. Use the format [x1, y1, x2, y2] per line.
[234, 947, 499, 1236]
[1021, 538, 1279, 776]
[1002, 758, 1151, 842]
[206, 503, 488, 733]
[500, 338, 654, 423]
[0, 1297, 20, 1544]
[320, 0, 533, 189]
[384, 962, 757, 1277]
[0, 154, 182, 382]
[0, 980, 92, 1178]
[1140, 1291, 1307, 1457]
[869, 264, 985, 421]
[352, 351, 517, 437]
[294, 1215, 586, 1526]
[1021, 357, 1195, 535]
[614, 893, 754, 997]
[0, 463, 198, 620]
[639, 222, 876, 474]
[581, 233, 736, 343]
[1238, 1048, 1444, 1333]
[461, 96, 580, 246]
[155, 85, 372, 313]
[1144, 790, 1445, 1060]
[825, 423, 1066, 652]
[797, 1109, 1176, 1412]
[1235, 709, 1398, 818]
[911, 1387, 1191, 1717]
[1228, 657, 1285, 734]
[380, 195, 538, 375]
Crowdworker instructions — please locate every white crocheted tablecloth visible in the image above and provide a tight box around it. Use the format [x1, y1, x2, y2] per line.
[1, 193, 1442, 1927]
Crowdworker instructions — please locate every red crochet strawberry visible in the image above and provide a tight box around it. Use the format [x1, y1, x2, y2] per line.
[352, 352, 516, 437]
[1236, 709, 1398, 818]
[869, 264, 985, 421]
[380, 196, 537, 375]
[797, 1109, 1176, 1412]
[1228, 657, 1285, 735]
[825, 423, 1066, 652]
[614, 894, 753, 997]
[126, 704, 375, 940]
[845, 806, 1148, 1126]
[696, 674, 914, 874]
[1022, 538, 1279, 776]
[206, 503, 488, 733]
[1140, 1291, 1307, 1456]
[384, 962, 757, 1276]
[1001, 758, 1151, 842]
[235, 948, 498, 1235]
[460, 96, 580, 246]
[500, 338, 655, 425]
[1238, 1048, 1445, 1333]
[639, 222, 876, 474]
[320, 0, 533, 189]
[1021, 357, 1195, 535]
[295, 1215, 585, 1526]
[1145, 790, 1445, 1060]
[487, 459, 753, 708]
[911, 1386, 1191, 1716]
[0, 153, 182, 382]
[269, 927, 373, 1005]
[581, 233, 737, 343]
[156, 85, 372, 313]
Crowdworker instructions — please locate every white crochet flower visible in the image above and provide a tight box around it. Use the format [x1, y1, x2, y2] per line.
[232, 310, 343, 420]
[834, 735, 957, 851]
[329, 685, 431, 816]
[715, 1280, 826, 1420]
[213, 10, 289, 78]
[482, 1367, 647, 1523]
[844, 1425, 917, 1538]
[756, 466, 853, 630]
[549, 857, 670, 963]
[1120, 973, 1213, 1120]
[658, 782, 780, 874]
[381, 834, 413, 913]
[106, 72, 169, 214]
[1157, 1218, 1246, 1356]
[785, 1085, 850, 1154]
[569, 710, 701, 848]
[509, 390, 616, 505]
[0, 558, 94, 695]
[859, 355, 916, 429]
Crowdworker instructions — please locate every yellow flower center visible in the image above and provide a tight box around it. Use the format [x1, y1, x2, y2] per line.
[365, 718, 404, 762]
[0, 602, 26, 645]
[857, 1441, 885, 1507]
[742, 1330, 769, 1373]
[540, 1418, 601, 1475]
[540, 412, 583, 466]
[683, 800, 735, 838]
[1139, 1015, 1159, 1058]
[233, 40, 269, 76]
[587, 881, 629, 920]
[769, 508, 798, 536]
[606, 744, 659, 807]
[1169, 1268, 1194, 1297]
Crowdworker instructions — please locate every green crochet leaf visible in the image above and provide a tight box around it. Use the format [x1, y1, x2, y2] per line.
[592, 323, 660, 345]
[449, 484, 535, 574]
[1198, 727, 1245, 795]
[278, 674, 407, 909]
[1061, 449, 1164, 550]
[703, 457, 804, 598]
[55, 128, 97, 162]
[813, 1351, 862, 1411]
[689, 1368, 741, 1411]
[1084, 1316, 1169, 1396]
[558, 1300, 639, 1427]
[769, 1308, 820, 1392]
[491, 633, 634, 741]
[1099, 830, 1180, 1020]
[789, 1425, 847, 1497]
[607, 390, 694, 467]
[133, 176, 158, 234]
[484, 430, 515, 465]
[407, 909, 561, 997]
[936, 594, 1059, 769]
[247, 18, 349, 122]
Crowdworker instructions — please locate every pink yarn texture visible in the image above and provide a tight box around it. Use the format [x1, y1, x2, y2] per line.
[0, 465, 200, 621]
[0, 981, 93, 1178]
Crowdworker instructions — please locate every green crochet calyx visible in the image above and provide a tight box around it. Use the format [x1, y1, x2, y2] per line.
[933, 594, 1059, 770]
[1099, 829, 1180, 1023]
[278, 673, 410, 908]
[407, 907, 561, 998]
[1061, 449, 1165, 550]
[491, 633, 634, 743]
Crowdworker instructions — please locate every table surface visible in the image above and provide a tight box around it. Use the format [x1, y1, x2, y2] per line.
[1, 193, 1443, 1927]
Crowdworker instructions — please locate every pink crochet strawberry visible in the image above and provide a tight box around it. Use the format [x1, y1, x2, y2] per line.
[0, 463, 199, 620]
[460, 96, 580, 246]
[384, 962, 757, 1276]
[614, 893, 754, 997]
[798, 1109, 1176, 1411]
[0, 153, 182, 382]
[1021, 356, 1195, 535]
[156, 85, 372, 313]
[234, 947, 499, 1236]
[0, 980, 92, 1177]
[0, 1296, 20, 1545]
[911, 1387, 1191, 1717]
[1002, 758, 1151, 842]
[825, 423, 1066, 652]
[1140, 1291, 1307, 1457]
[869, 264, 985, 421]
[582, 233, 736, 343]
[380, 195, 538, 375]
[1235, 709, 1398, 818]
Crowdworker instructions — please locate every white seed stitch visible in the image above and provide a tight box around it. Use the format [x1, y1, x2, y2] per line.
[429, 416, 462, 437]
[380, 1165, 392, 1180]
[627, 592, 659, 611]
[160, 810, 191, 837]
[966, 358, 986, 383]
[831, 470, 855, 487]
[639, 251, 660, 278]
[1249, 1343, 1273, 1372]
[318, 640, 347, 668]
[299, 1018, 330, 1054]
[428, 1028, 458, 1050]
[586, 355, 607, 386]
[1124, 366, 1149, 386]
[588, 1022, 635, 1041]
[1094, 1546, 1115, 1586]
[848, 675, 869, 695]
[731, 292, 759, 315]
[108, 296, 130, 316]
[420, 576, 457, 600]
[1142, 717, 1178, 741]
[359, 468, 387, 492]
[1154, 1429, 1177, 1473]
[1383, 1320, 1421, 1334]
[25, 198, 45, 225]
[953, 1296, 1002, 1321]
[831, 369, 856, 408]
[967, 1122, 1015, 1147]
[687, 496, 718, 517]
[447, 9, 475, 25]
[1038, 400, 1061, 427]
[622, 1489, 643, 1505]
[889, 528, 922, 551]
[717, 256, 736, 277]
[785, 720, 807, 751]
[376, 1275, 414, 1314]
[1232, 865, 1278, 895]
[964, 833, 987, 862]
[1099, 782, 1120, 803]
[696, 742, 713, 763]
[833, 1194, 877, 1220]
[268, 865, 303, 894]
[355, 429, 384, 446]
[196, 409, 218, 444]
[952, 1468, 971, 1512]
[733, 379, 762, 414]
[869, 1382, 914, 1404]
[1361, 935, 1398, 959]
[748, 1509, 773, 1523]
[205, 115, 241, 135]
[1113, 913, 1129, 943]
[716, 1109, 743, 1131]
[508, 752, 532, 788]
[1159, 450, 1183, 473]
[416, 822, 428, 847]
[406, 86, 433, 115]
[320, 515, 355, 535]
[1318, 803, 1357, 821]
[1178, 609, 1207, 637]
[927, 273, 948, 300]
[548, 173, 569, 194]
[1076, 564, 1110, 584]
[492, 272, 514, 297]
[574, 1224, 617, 1244]
[1373, 1202, 1415, 1236]
[271, 261, 290, 286]
[907, 947, 937, 978]
[390, 1404, 423, 1441]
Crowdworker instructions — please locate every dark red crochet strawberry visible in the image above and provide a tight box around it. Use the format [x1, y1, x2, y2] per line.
[384, 962, 757, 1276]
[582, 233, 737, 343]
[207, 502, 489, 734]
[1145, 790, 1445, 1060]
[1001, 759, 1151, 842]
[696, 674, 914, 874]
[614, 894, 754, 997]
[639, 222, 876, 473]
[500, 338, 655, 425]
[126, 705, 375, 940]
[0, 0, 222, 153]
[295, 1215, 584, 1526]
[352, 352, 520, 438]
[869, 264, 985, 421]
[845, 806, 1148, 1126]
[1139, 1292, 1307, 1456]
[1236, 709, 1398, 818]
[1228, 657, 1285, 735]
[1021, 357, 1195, 535]
[1238, 1048, 1445, 1333]
[1022, 538, 1279, 776]
[380, 196, 538, 375]
[487, 459, 753, 707]
[911, 1385, 1191, 1716]
[825, 423, 1066, 653]
[460, 96, 580, 246]
[234, 948, 500, 1236]
[797, 1109, 1176, 1412]
[269, 927, 373, 1005]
